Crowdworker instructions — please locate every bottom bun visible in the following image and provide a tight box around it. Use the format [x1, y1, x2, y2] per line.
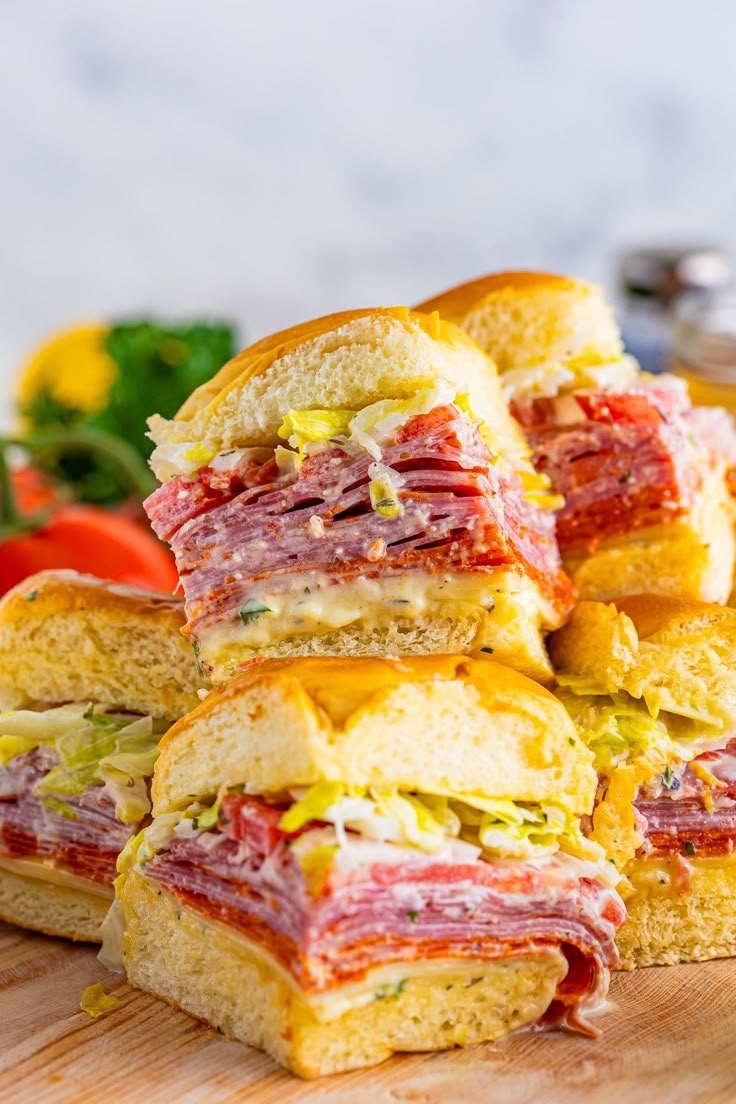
[0, 857, 113, 942]
[122, 871, 567, 1078]
[617, 854, 736, 968]
[564, 473, 735, 604]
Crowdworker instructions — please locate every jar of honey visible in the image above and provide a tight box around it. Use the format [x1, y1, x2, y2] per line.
[671, 293, 736, 414]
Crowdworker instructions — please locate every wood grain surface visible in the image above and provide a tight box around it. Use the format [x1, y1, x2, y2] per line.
[1, 920, 735, 1104]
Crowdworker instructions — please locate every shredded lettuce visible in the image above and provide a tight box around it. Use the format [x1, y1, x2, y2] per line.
[279, 781, 347, 833]
[0, 704, 160, 824]
[0, 734, 38, 766]
[148, 439, 219, 481]
[280, 782, 590, 862]
[277, 409, 355, 456]
[348, 384, 454, 458]
[559, 694, 675, 774]
[367, 462, 404, 519]
[80, 983, 120, 1018]
[500, 353, 637, 405]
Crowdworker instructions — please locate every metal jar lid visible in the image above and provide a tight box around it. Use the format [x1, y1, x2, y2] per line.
[619, 246, 732, 305]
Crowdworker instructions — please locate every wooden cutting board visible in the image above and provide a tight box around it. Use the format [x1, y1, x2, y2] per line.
[1, 920, 735, 1104]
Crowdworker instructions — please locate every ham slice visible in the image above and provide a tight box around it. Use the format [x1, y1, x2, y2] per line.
[522, 390, 700, 552]
[635, 739, 736, 859]
[0, 748, 134, 885]
[144, 793, 625, 1032]
[145, 406, 574, 637]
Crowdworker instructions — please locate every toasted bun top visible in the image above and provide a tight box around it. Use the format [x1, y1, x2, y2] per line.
[549, 594, 736, 727]
[415, 270, 623, 372]
[147, 307, 519, 470]
[0, 571, 202, 721]
[152, 654, 596, 817]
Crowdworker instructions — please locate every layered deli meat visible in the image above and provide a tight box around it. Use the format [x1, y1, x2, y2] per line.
[635, 739, 736, 860]
[513, 384, 736, 553]
[0, 704, 161, 886]
[563, 693, 736, 884]
[144, 392, 574, 658]
[129, 786, 626, 1032]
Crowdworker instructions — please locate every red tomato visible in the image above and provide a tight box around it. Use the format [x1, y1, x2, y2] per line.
[10, 465, 65, 514]
[0, 504, 179, 595]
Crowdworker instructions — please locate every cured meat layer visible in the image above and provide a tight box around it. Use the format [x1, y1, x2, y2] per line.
[522, 390, 700, 553]
[145, 406, 574, 639]
[636, 740, 736, 859]
[0, 747, 132, 884]
[144, 793, 625, 1032]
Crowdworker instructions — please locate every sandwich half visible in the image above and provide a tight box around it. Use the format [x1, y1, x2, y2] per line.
[0, 570, 202, 941]
[143, 307, 575, 684]
[417, 272, 736, 603]
[550, 594, 736, 968]
[109, 655, 625, 1078]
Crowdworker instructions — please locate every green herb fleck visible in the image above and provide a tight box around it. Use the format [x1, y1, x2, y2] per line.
[192, 640, 204, 677]
[25, 590, 38, 601]
[375, 979, 407, 1001]
[407, 910, 419, 924]
[568, 737, 575, 746]
[684, 840, 696, 856]
[303, 586, 311, 596]
[239, 598, 273, 625]
[661, 765, 680, 792]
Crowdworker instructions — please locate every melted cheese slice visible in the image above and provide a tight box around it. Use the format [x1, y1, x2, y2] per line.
[198, 568, 558, 682]
[0, 855, 114, 899]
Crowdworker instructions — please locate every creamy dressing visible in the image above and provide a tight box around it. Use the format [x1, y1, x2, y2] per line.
[198, 569, 553, 657]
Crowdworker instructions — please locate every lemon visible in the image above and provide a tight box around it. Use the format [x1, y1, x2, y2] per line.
[17, 323, 116, 415]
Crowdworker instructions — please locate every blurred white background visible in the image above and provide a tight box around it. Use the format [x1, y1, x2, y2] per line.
[2, 0, 736, 399]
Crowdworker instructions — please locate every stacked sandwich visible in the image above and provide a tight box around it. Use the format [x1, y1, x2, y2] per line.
[143, 308, 574, 682]
[418, 271, 736, 976]
[417, 272, 736, 602]
[551, 595, 736, 968]
[14, 279, 733, 1079]
[99, 306, 629, 1076]
[112, 656, 624, 1076]
[0, 570, 202, 940]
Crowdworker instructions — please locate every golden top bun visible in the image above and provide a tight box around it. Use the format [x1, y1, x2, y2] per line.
[549, 594, 736, 726]
[0, 570, 202, 721]
[415, 270, 623, 372]
[147, 307, 520, 468]
[152, 654, 596, 817]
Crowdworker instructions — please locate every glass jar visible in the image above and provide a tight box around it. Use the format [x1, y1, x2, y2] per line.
[671, 292, 736, 413]
[617, 246, 731, 374]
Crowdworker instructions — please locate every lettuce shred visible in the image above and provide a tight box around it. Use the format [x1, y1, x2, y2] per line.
[0, 703, 161, 824]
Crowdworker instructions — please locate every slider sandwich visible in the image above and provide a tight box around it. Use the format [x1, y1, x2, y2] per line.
[0, 570, 202, 941]
[550, 595, 736, 968]
[417, 272, 736, 603]
[144, 308, 575, 684]
[109, 655, 626, 1078]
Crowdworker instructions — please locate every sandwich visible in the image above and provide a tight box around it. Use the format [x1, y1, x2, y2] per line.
[143, 307, 575, 685]
[0, 570, 202, 941]
[416, 272, 736, 603]
[549, 594, 736, 968]
[108, 654, 626, 1078]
